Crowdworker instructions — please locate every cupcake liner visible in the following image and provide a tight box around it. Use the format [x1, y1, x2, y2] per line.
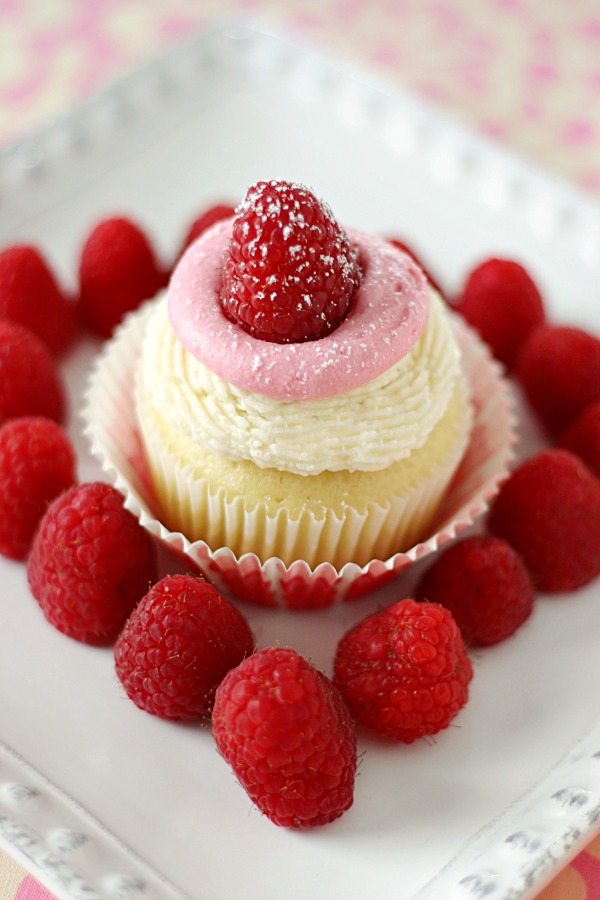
[84, 301, 516, 609]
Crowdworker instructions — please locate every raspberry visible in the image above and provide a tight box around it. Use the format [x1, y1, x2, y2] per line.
[0, 417, 76, 561]
[333, 598, 472, 743]
[488, 449, 600, 592]
[515, 323, 600, 434]
[220, 179, 361, 343]
[180, 202, 236, 253]
[0, 318, 65, 426]
[77, 216, 166, 339]
[416, 536, 535, 646]
[558, 401, 600, 477]
[115, 574, 255, 720]
[387, 237, 445, 296]
[212, 647, 357, 829]
[27, 482, 155, 644]
[455, 258, 545, 368]
[0, 244, 76, 356]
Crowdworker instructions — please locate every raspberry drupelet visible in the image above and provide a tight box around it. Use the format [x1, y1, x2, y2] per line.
[416, 535, 535, 646]
[333, 597, 473, 743]
[0, 318, 65, 426]
[213, 646, 357, 829]
[0, 244, 76, 356]
[115, 574, 255, 720]
[77, 216, 167, 339]
[455, 257, 545, 369]
[27, 482, 156, 644]
[488, 448, 600, 592]
[515, 323, 600, 434]
[220, 179, 362, 343]
[557, 401, 600, 477]
[0, 417, 76, 561]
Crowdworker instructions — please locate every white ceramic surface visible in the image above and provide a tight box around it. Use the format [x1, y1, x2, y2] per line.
[2, 22, 600, 900]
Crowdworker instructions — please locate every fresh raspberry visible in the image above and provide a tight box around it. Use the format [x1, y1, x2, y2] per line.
[0, 318, 65, 426]
[557, 401, 600, 477]
[387, 237, 445, 296]
[0, 417, 76, 561]
[180, 202, 236, 253]
[77, 216, 166, 339]
[220, 179, 361, 343]
[455, 258, 545, 368]
[488, 449, 600, 592]
[115, 574, 255, 720]
[515, 323, 600, 434]
[212, 647, 357, 829]
[333, 598, 472, 743]
[27, 482, 155, 644]
[416, 536, 535, 646]
[0, 244, 76, 356]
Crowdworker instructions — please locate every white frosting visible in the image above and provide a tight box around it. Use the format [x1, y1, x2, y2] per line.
[139, 290, 462, 476]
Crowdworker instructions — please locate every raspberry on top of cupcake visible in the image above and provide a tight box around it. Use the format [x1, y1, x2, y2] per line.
[168, 178, 431, 400]
[221, 179, 362, 344]
[135, 179, 472, 569]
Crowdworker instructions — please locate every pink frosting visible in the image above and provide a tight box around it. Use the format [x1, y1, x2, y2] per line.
[168, 218, 430, 400]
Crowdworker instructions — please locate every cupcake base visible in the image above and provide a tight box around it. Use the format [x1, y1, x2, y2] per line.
[84, 301, 516, 609]
[136, 369, 472, 569]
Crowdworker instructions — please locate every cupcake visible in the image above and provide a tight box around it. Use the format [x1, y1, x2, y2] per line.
[86, 180, 516, 607]
[132, 179, 474, 570]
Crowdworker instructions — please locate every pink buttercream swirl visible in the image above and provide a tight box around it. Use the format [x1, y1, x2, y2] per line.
[168, 219, 430, 401]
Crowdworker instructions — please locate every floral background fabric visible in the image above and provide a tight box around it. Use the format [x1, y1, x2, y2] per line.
[2, 0, 600, 196]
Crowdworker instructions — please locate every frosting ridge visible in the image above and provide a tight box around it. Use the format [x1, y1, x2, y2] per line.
[140, 290, 461, 476]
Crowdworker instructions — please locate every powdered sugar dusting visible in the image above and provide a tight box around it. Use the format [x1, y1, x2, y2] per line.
[219, 180, 362, 344]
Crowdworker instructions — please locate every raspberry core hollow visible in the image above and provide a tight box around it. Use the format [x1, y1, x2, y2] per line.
[133, 181, 473, 569]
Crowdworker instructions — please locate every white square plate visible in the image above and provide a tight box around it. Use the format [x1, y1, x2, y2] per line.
[2, 22, 600, 900]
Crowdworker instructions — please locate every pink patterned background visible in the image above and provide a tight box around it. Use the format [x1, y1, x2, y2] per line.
[2, 0, 600, 197]
[1, 1, 600, 898]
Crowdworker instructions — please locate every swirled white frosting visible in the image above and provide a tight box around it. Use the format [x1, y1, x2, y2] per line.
[138, 289, 461, 476]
